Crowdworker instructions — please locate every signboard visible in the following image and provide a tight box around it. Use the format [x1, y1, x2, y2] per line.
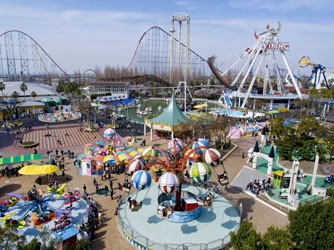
[262, 42, 290, 51]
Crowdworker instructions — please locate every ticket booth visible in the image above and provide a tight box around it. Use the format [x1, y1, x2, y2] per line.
[53, 226, 78, 250]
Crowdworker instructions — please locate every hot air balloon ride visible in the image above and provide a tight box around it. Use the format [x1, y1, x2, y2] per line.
[129, 170, 152, 211]
[167, 138, 184, 154]
[104, 128, 116, 141]
[128, 159, 144, 175]
[203, 148, 222, 167]
[191, 138, 209, 154]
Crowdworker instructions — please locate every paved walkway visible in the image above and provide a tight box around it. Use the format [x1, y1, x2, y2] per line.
[230, 166, 268, 192]
[23, 127, 104, 150]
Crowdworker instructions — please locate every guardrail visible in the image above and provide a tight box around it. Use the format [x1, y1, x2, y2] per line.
[117, 189, 241, 250]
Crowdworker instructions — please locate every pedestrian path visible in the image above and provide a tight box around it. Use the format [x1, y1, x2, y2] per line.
[230, 166, 268, 192]
[23, 127, 104, 150]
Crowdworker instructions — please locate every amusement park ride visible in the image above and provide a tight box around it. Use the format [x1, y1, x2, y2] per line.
[299, 56, 330, 89]
[209, 22, 304, 109]
[127, 138, 228, 221]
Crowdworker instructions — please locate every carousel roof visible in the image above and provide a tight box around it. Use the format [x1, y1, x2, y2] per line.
[149, 94, 191, 127]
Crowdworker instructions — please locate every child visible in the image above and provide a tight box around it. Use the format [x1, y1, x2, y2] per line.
[98, 211, 102, 224]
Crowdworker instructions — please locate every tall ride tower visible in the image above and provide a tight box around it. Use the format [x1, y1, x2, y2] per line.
[170, 13, 190, 84]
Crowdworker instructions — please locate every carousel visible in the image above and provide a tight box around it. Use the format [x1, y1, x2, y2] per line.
[76, 128, 135, 176]
[118, 138, 241, 250]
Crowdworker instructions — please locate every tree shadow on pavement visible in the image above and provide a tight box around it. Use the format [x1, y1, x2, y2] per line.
[0, 184, 22, 198]
[237, 197, 255, 220]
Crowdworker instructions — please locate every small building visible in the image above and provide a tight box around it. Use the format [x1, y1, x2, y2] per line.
[84, 81, 129, 99]
[17, 101, 45, 115]
[145, 93, 192, 140]
[53, 226, 78, 250]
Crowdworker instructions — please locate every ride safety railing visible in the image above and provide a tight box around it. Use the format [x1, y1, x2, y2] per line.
[117, 192, 241, 250]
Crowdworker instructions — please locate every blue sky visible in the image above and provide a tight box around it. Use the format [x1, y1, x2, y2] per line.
[0, 0, 333, 73]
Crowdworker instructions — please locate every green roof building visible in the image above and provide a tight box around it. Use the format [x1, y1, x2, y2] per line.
[144, 94, 191, 140]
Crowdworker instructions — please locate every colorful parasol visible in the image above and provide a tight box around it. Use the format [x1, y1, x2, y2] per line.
[103, 155, 120, 162]
[19, 165, 58, 175]
[93, 155, 105, 163]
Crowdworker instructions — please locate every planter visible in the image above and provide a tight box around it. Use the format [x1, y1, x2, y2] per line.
[20, 141, 39, 148]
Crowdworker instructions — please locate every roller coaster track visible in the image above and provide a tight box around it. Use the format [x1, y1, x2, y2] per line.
[102, 74, 171, 86]
[0, 30, 69, 77]
[127, 26, 208, 72]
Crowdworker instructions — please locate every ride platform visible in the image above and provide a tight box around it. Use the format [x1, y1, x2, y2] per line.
[118, 183, 240, 250]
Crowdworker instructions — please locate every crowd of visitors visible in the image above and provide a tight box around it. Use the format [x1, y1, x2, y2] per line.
[246, 178, 273, 195]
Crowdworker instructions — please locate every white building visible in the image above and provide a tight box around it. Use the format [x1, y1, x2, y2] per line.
[0, 81, 60, 101]
[84, 81, 130, 99]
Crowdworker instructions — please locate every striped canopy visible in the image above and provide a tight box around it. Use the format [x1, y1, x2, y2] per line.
[0, 153, 43, 165]
[158, 172, 180, 194]
[131, 170, 151, 190]
[190, 162, 211, 184]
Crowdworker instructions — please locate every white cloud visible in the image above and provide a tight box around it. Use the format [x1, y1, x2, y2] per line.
[176, 1, 189, 6]
[228, 0, 334, 11]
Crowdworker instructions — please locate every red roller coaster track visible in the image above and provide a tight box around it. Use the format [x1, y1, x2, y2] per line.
[127, 26, 208, 70]
[0, 30, 69, 76]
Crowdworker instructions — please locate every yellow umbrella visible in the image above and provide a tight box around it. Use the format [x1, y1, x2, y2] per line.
[194, 104, 208, 109]
[19, 165, 59, 175]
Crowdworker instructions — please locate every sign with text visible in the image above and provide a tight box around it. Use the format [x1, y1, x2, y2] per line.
[262, 42, 290, 51]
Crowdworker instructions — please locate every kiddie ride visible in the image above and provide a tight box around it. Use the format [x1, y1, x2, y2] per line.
[53, 209, 73, 231]
[128, 138, 226, 221]
[0, 212, 25, 228]
[64, 191, 80, 205]
[47, 183, 67, 198]
[325, 175, 334, 184]
[0, 193, 23, 215]
[299, 56, 330, 89]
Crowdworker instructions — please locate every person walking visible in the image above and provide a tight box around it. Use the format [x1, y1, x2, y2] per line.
[83, 184, 87, 196]
[109, 180, 113, 190]
[98, 211, 102, 225]
[104, 185, 109, 196]
[110, 187, 114, 200]
[93, 178, 98, 193]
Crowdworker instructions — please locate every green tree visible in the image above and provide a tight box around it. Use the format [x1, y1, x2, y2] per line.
[230, 221, 263, 250]
[5, 91, 19, 123]
[78, 99, 92, 122]
[324, 127, 334, 162]
[56, 81, 65, 94]
[20, 82, 28, 101]
[269, 116, 286, 138]
[262, 226, 293, 250]
[0, 81, 5, 100]
[0, 224, 24, 250]
[289, 197, 334, 250]
[30, 91, 37, 102]
[17, 238, 41, 250]
[74, 238, 91, 250]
